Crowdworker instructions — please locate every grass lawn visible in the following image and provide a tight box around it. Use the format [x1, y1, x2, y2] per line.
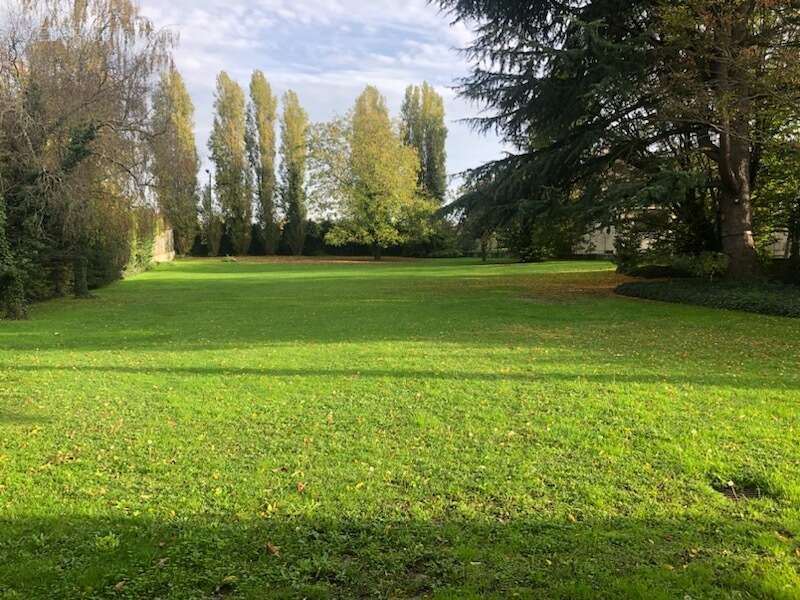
[2, 258, 800, 599]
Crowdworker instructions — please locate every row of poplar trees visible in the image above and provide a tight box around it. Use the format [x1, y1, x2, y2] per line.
[187, 74, 448, 258]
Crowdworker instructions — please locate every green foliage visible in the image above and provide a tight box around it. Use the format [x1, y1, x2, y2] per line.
[247, 71, 279, 255]
[150, 67, 200, 255]
[0, 0, 175, 310]
[312, 87, 435, 259]
[279, 91, 309, 256]
[0, 191, 27, 319]
[209, 72, 251, 256]
[671, 253, 730, 283]
[3, 259, 800, 597]
[200, 183, 224, 257]
[436, 0, 800, 278]
[617, 279, 800, 318]
[124, 209, 157, 276]
[400, 83, 448, 203]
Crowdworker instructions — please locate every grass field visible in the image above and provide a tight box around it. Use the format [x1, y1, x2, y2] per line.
[2, 258, 800, 599]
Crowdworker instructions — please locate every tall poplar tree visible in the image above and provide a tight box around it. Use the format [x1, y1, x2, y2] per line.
[279, 91, 309, 256]
[400, 83, 448, 203]
[150, 66, 199, 255]
[246, 71, 279, 255]
[209, 72, 250, 256]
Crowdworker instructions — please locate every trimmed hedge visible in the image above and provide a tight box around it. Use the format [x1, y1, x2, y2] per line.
[616, 279, 800, 318]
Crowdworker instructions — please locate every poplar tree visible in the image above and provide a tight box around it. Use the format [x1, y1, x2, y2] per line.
[246, 71, 279, 255]
[151, 67, 199, 255]
[200, 180, 224, 257]
[400, 83, 448, 203]
[209, 72, 251, 256]
[279, 91, 309, 256]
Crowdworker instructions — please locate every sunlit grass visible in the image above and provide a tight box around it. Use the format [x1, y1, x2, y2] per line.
[1, 258, 799, 598]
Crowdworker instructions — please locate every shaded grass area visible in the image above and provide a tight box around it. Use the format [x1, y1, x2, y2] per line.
[1, 258, 800, 599]
[616, 279, 800, 318]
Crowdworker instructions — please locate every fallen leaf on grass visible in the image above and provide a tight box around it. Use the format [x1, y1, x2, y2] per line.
[266, 542, 280, 556]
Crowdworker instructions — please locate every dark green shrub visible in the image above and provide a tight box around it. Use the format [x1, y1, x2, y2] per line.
[616, 279, 800, 318]
[769, 259, 800, 285]
[626, 264, 692, 279]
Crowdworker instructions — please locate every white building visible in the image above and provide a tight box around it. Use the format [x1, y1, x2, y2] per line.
[575, 226, 790, 258]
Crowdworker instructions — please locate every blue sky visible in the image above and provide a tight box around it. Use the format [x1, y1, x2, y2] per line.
[137, 0, 504, 189]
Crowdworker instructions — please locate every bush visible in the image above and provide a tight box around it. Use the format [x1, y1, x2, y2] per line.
[626, 264, 692, 279]
[624, 252, 730, 281]
[768, 259, 800, 285]
[616, 279, 800, 318]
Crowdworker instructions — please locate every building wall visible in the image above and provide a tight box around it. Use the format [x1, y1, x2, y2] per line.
[575, 226, 790, 258]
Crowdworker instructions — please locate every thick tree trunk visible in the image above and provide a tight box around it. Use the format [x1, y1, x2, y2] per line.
[372, 244, 383, 261]
[717, 129, 760, 279]
[719, 188, 760, 279]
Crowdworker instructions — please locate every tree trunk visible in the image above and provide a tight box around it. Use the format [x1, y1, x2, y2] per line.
[372, 244, 383, 261]
[718, 188, 760, 279]
[73, 254, 90, 298]
[717, 129, 760, 279]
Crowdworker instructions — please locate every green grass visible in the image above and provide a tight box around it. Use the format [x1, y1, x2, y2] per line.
[2, 257, 800, 599]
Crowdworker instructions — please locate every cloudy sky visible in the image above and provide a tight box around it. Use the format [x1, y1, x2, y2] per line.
[136, 0, 504, 189]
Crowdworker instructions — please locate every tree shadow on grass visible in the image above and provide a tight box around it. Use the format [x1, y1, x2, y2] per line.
[2, 363, 799, 393]
[1, 511, 793, 599]
[0, 408, 48, 426]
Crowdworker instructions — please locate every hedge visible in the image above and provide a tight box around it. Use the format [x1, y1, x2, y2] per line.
[616, 279, 800, 318]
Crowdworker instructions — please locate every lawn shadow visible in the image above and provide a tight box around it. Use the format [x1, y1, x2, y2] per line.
[2, 363, 798, 393]
[0, 408, 48, 426]
[1, 511, 789, 598]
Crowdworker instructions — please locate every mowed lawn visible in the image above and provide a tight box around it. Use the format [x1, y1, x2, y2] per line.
[2, 258, 800, 599]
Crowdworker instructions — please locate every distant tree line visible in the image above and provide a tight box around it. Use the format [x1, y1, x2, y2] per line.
[0, 0, 451, 320]
[198, 75, 449, 262]
[436, 0, 800, 280]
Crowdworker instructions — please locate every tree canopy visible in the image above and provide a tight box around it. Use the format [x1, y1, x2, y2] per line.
[279, 91, 309, 257]
[0, 0, 173, 315]
[401, 83, 448, 203]
[311, 86, 435, 259]
[246, 71, 279, 255]
[436, 0, 800, 277]
[151, 66, 199, 255]
[209, 72, 250, 256]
